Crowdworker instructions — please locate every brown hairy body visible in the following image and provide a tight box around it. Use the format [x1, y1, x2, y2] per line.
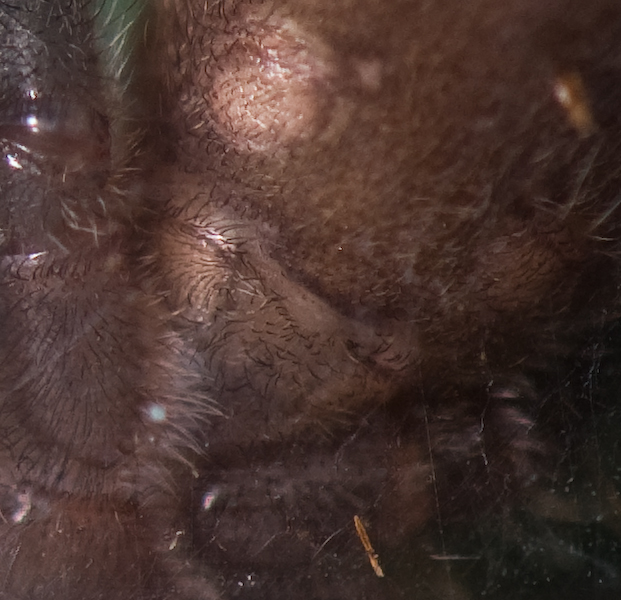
[1, 0, 621, 598]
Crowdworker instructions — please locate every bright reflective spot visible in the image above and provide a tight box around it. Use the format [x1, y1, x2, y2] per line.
[12, 492, 32, 524]
[168, 529, 184, 550]
[201, 489, 218, 511]
[236, 574, 257, 589]
[147, 403, 167, 422]
[25, 115, 39, 132]
[6, 154, 22, 170]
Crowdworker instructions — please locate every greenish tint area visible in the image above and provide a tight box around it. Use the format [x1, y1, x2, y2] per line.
[89, 0, 149, 160]
[92, 0, 146, 83]
[95, 0, 144, 40]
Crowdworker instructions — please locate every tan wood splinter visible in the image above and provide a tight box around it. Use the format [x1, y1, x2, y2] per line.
[353, 515, 385, 578]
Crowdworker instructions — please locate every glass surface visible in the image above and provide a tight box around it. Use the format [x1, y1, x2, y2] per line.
[1, 1, 621, 599]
